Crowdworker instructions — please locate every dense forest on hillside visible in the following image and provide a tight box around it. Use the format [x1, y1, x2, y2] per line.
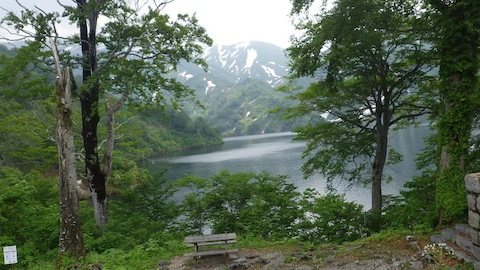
[1, 0, 480, 269]
[0, 44, 222, 168]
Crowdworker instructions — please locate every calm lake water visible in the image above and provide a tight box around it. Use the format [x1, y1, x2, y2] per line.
[145, 125, 432, 210]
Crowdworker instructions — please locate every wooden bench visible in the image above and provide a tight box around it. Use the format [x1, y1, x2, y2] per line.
[184, 232, 238, 257]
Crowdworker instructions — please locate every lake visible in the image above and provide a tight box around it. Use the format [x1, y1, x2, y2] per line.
[145, 125, 432, 210]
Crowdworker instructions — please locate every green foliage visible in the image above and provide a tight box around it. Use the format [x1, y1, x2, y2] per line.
[116, 171, 180, 227]
[0, 44, 57, 172]
[0, 102, 57, 170]
[295, 119, 374, 181]
[296, 189, 364, 244]
[176, 171, 301, 240]
[383, 172, 438, 229]
[176, 171, 365, 244]
[384, 128, 439, 230]
[174, 175, 210, 235]
[81, 176, 181, 254]
[429, 0, 480, 223]
[0, 167, 59, 268]
[196, 78, 304, 136]
[283, 0, 437, 217]
[2, 2, 215, 247]
[134, 107, 223, 154]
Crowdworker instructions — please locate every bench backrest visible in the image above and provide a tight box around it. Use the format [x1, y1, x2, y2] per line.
[184, 233, 236, 244]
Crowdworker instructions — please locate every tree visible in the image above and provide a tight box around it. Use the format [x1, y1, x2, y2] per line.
[51, 40, 85, 259]
[0, 43, 57, 171]
[2, 0, 212, 232]
[426, 0, 480, 224]
[285, 0, 435, 229]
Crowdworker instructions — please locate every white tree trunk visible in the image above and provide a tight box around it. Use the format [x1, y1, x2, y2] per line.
[52, 40, 85, 259]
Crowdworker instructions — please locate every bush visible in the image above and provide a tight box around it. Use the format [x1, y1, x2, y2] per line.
[0, 167, 59, 267]
[176, 171, 301, 239]
[177, 171, 366, 244]
[295, 189, 365, 244]
[383, 171, 437, 230]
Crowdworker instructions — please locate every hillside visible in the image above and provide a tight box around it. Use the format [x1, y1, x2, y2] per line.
[175, 41, 314, 136]
[1, 41, 311, 137]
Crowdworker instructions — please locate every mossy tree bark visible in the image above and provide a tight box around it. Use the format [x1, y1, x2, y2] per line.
[429, 0, 480, 224]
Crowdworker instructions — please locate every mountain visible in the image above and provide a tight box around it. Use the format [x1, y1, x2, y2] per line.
[176, 41, 310, 136]
[2, 40, 312, 137]
[177, 41, 289, 91]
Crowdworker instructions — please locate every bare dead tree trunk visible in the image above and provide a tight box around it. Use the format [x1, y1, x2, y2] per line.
[103, 91, 127, 185]
[52, 41, 85, 262]
[92, 88, 128, 233]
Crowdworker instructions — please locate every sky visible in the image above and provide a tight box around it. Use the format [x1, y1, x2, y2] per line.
[162, 0, 297, 48]
[0, 0, 299, 49]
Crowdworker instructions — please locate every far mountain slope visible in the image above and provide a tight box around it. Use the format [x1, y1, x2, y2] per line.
[176, 41, 312, 136]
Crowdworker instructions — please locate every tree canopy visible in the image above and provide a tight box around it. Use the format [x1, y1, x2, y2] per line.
[284, 0, 436, 227]
[2, 0, 213, 258]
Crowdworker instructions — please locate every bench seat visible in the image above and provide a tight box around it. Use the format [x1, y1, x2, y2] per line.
[184, 233, 237, 257]
[185, 240, 237, 247]
[184, 248, 238, 257]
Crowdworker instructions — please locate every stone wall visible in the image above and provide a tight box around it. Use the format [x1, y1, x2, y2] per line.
[464, 173, 480, 261]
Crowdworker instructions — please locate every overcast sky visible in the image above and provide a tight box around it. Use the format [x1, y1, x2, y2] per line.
[0, 0, 298, 48]
[162, 0, 296, 48]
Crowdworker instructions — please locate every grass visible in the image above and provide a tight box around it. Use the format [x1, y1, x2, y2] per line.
[24, 228, 476, 269]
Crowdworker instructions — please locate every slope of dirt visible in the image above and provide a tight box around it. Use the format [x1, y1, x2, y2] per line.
[164, 233, 471, 270]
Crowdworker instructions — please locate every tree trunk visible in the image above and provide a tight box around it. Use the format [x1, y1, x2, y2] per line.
[90, 96, 126, 233]
[77, 0, 108, 232]
[367, 123, 388, 232]
[80, 88, 108, 232]
[434, 1, 480, 224]
[52, 41, 85, 261]
[103, 92, 127, 186]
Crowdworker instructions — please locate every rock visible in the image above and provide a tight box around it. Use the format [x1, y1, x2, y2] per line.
[157, 260, 169, 270]
[408, 261, 424, 269]
[441, 228, 457, 241]
[465, 173, 480, 193]
[292, 252, 308, 261]
[229, 257, 248, 269]
[430, 234, 447, 244]
[406, 240, 421, 251]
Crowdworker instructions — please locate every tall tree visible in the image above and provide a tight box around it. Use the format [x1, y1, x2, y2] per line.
[427, 0, 480, 224]
[51, 40, 85, 260]
[285, 0, 435, 229]
[2, 0, 212, 232]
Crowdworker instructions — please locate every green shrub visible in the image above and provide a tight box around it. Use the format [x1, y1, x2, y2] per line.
[295, 189, 365, 244]
[383, 171, 437, 230]
[177, 171, 302, 240]
[178, 171, 367, 244]
[0, 167, 59, 268]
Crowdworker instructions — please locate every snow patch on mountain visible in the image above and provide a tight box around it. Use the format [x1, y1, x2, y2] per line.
[204, 79, 216, 94]
[245, 48, 258, 69]
[236, 41, 252, 49]
[179, 70, 193, 80]
[261, 65, 279, 78]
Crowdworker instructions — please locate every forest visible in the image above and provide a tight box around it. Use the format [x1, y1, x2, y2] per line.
[1, 0, 480, 269]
